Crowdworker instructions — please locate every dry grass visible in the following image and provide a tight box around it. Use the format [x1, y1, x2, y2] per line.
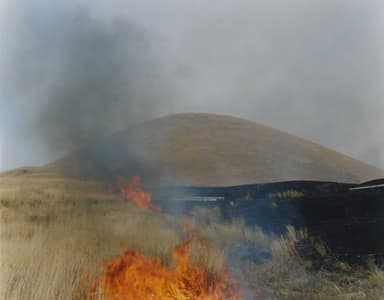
[2, 174, 384, 299]
[47, 113, 384, 186]
[243, 227, 384, 300]
[268, 190, 305, 200]
[0, 175, 183, 299]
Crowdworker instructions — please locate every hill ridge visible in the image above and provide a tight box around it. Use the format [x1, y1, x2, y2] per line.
[12, 113, 384, 186]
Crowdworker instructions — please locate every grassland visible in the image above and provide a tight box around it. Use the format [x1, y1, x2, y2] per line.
[0, 174, 183, 299]
[47, 113, 384, 186]
[1, 173, 384, 299]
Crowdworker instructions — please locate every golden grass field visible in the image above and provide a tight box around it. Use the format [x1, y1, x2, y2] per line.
[1, 173, 384, 299]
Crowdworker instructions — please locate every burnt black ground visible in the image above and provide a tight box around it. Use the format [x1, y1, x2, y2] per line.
[152, 179, 384, 262]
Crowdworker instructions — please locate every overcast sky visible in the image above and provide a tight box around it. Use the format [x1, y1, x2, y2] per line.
[1, 0, 384, 171]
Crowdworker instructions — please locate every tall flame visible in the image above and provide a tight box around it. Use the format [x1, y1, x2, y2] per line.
[116, 176, 160, 211]
[90, 238, 241, 300]
[94, 176, 242, 299]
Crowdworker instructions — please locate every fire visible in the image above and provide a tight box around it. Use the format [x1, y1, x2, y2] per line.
[93, 177, 242, 299]
[115, 176, 160, 211]
[182, 218, 195, 233]
[89, 238, 241, 300]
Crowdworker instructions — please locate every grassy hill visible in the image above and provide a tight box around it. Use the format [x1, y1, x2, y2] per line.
[2, 113, 384, 299]
[38, 113, 383, 186]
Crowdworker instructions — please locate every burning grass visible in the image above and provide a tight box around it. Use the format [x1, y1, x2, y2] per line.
[0, 175, 242, 299]
[114, 176, 160, 211]
[2, 174, 384, 299]
[0, 175, 181, 299]
[89, 237, 240, 300]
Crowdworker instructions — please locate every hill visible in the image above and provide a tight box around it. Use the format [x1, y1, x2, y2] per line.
[20, 113, 384, 186]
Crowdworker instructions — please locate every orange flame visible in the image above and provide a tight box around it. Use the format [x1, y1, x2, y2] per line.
[90, 238, 241, 300]
[116, 176, 160, 211]
[181, 218, 195, 233]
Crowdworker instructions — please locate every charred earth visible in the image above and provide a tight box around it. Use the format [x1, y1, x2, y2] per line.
[152, 179, 384, 263]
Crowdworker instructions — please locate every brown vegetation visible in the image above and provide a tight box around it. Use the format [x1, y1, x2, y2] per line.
[268, 189, 305, 200]
[41, 113, 383, 186]
[1, 174, 384, 299]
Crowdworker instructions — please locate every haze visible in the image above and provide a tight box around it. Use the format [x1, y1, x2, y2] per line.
[1, 0, 383, 171]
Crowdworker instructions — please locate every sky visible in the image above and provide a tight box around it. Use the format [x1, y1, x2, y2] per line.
[0, 0, 384, 171]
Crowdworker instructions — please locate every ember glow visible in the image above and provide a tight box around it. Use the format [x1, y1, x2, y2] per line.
[90, 237, 241, 300]
[116, 176, 160, 211]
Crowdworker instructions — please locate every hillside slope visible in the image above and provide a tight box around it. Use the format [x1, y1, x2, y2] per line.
[38, 113, 384, 186]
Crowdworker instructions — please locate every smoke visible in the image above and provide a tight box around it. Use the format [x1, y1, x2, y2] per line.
[0, 0, 174, 169]
[1, 0, 383, 171]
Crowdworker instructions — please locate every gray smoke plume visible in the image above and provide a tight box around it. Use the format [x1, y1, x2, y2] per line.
[0, 0, 173, 169]
[1, 0, 383, 171]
